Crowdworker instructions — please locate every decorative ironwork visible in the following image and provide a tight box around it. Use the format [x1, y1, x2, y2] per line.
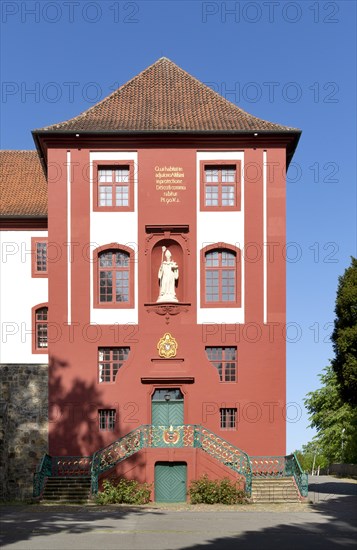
[163, 426, 180, 445]
[195, 426, 252, 494]
[52, 456, 92, 476]
[251, 454, 308, 498]
[89, 425, 251, 494]
[34, 428, 308, 500]
[157, 333, 178, 358]
[250, 456, 286, 478]
[33, 453, 52, 498]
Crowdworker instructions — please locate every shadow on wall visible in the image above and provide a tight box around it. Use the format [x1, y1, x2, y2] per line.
[49, 354, 108, 456]
[48, 355, 148, 485]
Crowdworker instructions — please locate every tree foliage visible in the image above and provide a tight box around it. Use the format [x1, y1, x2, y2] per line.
[294, 441, 329, 473]
[331, 257, 357, 405]
[304, 365, 357, 464]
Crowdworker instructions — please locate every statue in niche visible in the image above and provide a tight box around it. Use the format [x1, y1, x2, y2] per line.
[157, 246, 179, 303]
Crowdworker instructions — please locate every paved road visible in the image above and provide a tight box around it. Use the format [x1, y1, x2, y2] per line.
[1, 476, 356, 549]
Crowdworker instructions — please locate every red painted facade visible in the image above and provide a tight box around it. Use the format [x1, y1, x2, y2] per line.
[40, 139, 289, 490]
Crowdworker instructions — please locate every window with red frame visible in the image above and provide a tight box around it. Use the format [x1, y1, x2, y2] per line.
[206, 347, 237, 382]
[204, 165, 237, 207]
[220, 408, 237, 430]
[98, 409, 116, 431]
[35, 241, 47, 272]
[98, 347, 130, 383]
[98, 166, 130, 207]
[35, 307, 48, 349]
[32, 238, 48, 277]
[205, 249, 236, 303]
[98, 250, 130, 303]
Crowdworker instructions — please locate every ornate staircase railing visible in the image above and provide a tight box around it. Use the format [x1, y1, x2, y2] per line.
[90, 424, 251, 494]
[34, 428, 308, 500]
[250, 453, 308, 497]
[285, 453, 308, 497]
[193, 425, 252, 494]
[90, 425, 149, 493]
[250, 456, 286, 478]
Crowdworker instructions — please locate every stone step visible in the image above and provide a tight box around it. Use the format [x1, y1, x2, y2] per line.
[252, 487, 298, 495]
[41, 476, 92, 502]
[45, 477, 91, 481]
[44, 482, 90, 488]
[252, 480, 295, 484]
[43, 490, 89, 497]
[250, 477, 301, 503]
[252, 499, 301, 503]
[42, 498, 92, 503]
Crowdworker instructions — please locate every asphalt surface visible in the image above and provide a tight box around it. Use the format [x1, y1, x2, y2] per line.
[1, 476, 356, 549]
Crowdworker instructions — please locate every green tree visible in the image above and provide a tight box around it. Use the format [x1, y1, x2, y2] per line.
[331, 257, 357, 406]
[304, 365, 357, 464]
[294, 441, 329, 473]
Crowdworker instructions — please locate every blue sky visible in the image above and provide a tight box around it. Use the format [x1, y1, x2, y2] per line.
[1, 0, 356, 452]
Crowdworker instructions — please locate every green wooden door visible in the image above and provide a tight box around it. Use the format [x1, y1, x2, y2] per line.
[155, 462, 187, 502]
[152, 388, 184, 426]
[152, 401, 184, 426]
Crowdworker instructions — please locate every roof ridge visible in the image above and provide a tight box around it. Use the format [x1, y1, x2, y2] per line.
[1, 149, 38, 153]
[33, 58, 300, 134]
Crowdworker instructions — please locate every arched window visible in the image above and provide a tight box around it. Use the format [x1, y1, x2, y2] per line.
[94, 244, 134, 308]
[201, 244, 241, 307]
[32, 304, 48, 354]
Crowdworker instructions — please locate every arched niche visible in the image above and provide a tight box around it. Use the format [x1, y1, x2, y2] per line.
[151, 239, 183, 303]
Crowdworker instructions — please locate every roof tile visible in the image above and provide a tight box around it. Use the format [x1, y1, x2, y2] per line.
[0, 151, 47, 216]
[36, 58, 298, 133]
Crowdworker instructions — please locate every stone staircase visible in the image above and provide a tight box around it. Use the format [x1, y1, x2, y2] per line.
[34, 428, 308, 503]
[251, 477, 302, 503]
[42, 477, 92, 503]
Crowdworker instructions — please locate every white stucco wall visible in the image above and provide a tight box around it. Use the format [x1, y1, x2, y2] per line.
[0, 230, 48, 363]
[89, 152, 138, 325]
[196, 151, 245, 324]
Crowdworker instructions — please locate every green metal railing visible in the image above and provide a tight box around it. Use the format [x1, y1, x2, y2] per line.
[90, 424, 252, 494]
[33, 427, 308, 499]
[250, 455, 286, 478]
[285, 453, 308, 497]
[33, 453, 52, 498]
[194, 426, 252, 494]
[250, 453, 308, 497]
[33, 455, 92, 498]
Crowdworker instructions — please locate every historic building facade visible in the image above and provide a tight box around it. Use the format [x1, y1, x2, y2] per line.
[0, 58, 301, 501]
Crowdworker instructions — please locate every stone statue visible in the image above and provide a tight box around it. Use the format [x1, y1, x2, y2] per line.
[157, 246, 179, 303]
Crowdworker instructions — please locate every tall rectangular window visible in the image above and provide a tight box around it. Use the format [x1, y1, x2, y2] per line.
[206, 347, 237, 382]
[98, 347, 130, 383]
[99, 409, 116, 431]
[205, 249, 236, 303]
[99, 250, 129, 303]
[201, 162, 240, 211]
[95, 162, 134, 211]
[31, 238, 48, 277]
[32, 305, 48, 353]
[220, 408, 237, 430]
